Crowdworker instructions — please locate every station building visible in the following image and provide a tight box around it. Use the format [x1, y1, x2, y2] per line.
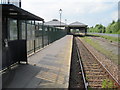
[44, 19, 67, 29]
[45, 19, 88, 35]
[68, 21, 88, 35]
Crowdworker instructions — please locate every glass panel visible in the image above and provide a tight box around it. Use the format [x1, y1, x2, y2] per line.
[27, 40, 29, 53]
[39, 36, 42, 47]
[31, 24, 35, 40]
[21, 22, 26, 39]
[26, 22, 35, 54]
[27, 24, 32, 40]
[27, 40, 34, 54]
[9, 19, 18, 40]
[27, 24, 35, 40]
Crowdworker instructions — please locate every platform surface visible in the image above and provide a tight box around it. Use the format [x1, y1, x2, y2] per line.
[3, 35, 73, 88]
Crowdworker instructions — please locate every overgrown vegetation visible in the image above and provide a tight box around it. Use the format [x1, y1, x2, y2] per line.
[102, 79, 114, 88]
[88, 20, 120, 34]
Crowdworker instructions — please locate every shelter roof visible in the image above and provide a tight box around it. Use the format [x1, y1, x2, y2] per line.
[69, 21, 87, 27]
[44, 19, 66, 27]
[2, 4, 44, 21]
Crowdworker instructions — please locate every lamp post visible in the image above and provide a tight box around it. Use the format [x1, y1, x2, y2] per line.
[19, 0, 21, 7]
[65, 19, 67, 30]
[59, 9, 62, 29]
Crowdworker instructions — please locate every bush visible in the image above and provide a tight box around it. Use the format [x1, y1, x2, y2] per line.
[88, 20, 120, 34]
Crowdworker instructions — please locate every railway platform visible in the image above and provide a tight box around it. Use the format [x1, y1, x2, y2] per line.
[2, 35, 73, 88]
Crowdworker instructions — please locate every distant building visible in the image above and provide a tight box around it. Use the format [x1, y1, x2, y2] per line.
[68, 21, 88, 35]
[44, 19, 67, 29]
[45, 20, 88, 35]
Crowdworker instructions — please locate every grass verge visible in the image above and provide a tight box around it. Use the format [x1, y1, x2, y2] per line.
[81, 37, 118, 65]
[88, 34, 119, 43]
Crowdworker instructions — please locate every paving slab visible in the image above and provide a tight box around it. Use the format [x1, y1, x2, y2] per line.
[2, 35, 73, 88]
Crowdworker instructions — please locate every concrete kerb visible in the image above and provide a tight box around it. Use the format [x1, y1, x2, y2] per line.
[64, 35, 73, 88]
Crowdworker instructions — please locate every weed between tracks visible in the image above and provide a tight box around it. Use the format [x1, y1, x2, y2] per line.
[102, 79, 114, 88]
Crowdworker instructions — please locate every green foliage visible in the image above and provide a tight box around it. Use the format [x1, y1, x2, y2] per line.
[102, 79, 114, 88]
[106, 21, 119, 33]
[89, 24, 106, 33]
[88, 20, 120, 34]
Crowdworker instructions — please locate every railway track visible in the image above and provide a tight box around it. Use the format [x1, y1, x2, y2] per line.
[75, 36, 120, 88]
[69, 37, 87, 89]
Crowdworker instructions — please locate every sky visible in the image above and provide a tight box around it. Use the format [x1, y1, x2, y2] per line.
[21, 0, 119, 27]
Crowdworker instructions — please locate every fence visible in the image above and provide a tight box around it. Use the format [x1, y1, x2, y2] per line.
[27, 23, 67, 55]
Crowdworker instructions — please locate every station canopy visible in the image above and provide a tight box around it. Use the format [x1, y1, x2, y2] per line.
[68, 21, 87, 28]
[2, 4, 44, 21]
[44, 19, 66, 27]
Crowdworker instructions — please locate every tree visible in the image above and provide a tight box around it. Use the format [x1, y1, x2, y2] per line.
[88, 20, 120, 34]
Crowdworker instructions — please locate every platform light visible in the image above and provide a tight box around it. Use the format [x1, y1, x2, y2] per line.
[59, 9, 62, 29]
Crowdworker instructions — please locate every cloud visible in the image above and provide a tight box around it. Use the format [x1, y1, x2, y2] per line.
[21, 0, 118, 26]
[111, 11, 118, 21]
[88, 2, 115, 13]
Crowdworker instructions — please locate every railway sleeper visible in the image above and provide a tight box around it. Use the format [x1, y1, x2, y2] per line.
[84, 65, 99, 67]
[86, 74, 108, 77]
[85, 69, 103, 72]
[81, 60, 98, 63]
[86, 73, 105, 76]
[88, 84, 102, 88]
[83, 65, 100, 67]
[89, 81, 102, 84]
[86, 71, 105, 74]
[82, 62, 98, 64]
[83, 64, 100, 67]
[84, 67, 102, 70]
[87, 76, 108, 80]
[88, 79, 103, 82]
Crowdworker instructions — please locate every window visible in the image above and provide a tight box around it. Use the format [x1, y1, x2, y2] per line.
[27, 23, 32, 40]
[9, 19, 18, 40]
[21, 22, 26, 39]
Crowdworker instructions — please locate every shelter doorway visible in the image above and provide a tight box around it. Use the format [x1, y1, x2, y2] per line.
[2, 18, 27, 70]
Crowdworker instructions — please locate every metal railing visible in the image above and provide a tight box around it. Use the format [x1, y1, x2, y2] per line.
[27, 23, 67, 55]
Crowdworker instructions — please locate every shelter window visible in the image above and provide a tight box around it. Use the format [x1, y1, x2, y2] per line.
[27, 23, 32, 40]
[9, 19, 18, 40]
[21, 21, 26, 39]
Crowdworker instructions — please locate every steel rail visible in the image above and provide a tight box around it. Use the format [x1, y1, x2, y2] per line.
[77, 37, 120, 87]
[75, 38, 88, 90]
